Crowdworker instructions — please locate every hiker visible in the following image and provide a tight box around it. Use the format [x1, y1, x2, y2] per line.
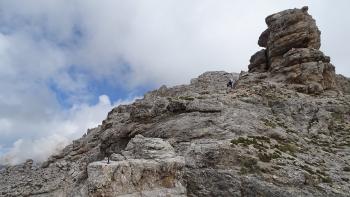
[227, 79, 234, 88]
[102, 147, 112, 164]
[226, 79, 235, 93]
[106, 149, 113, 164]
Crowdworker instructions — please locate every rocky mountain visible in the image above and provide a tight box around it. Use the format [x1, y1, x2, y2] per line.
[1, 6, 350, 197]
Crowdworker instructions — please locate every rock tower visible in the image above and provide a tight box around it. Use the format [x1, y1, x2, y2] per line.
[248, 6, 337, 94]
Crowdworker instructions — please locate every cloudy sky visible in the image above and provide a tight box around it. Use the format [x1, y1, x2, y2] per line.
[0, 0, 349, 164]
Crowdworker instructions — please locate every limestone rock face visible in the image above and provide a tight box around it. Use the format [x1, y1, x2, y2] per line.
[248, 6, 338, 94]
[265, 6, 320, 60]
[336, 75, 350, 94]
[87, 135, 186, 197]
[122, 135, 176, 160]
[258, 29, 269, 48]
[270, 48, 337, 93]
[248, 49, 268, 73]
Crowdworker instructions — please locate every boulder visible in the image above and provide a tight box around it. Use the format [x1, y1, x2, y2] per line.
[258, 29, 269, 48]
[248, 49, 268, 73]
[87, 135, 186, 196]
[122, 135, 176, 160]
[265, 6, 320, 61]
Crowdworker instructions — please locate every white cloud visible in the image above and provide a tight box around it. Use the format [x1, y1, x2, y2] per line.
[0, 95, 137, 165]
[0, 135, 69, 165]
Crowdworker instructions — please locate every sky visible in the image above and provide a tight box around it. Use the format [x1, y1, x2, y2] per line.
[0, 0, 349, 164]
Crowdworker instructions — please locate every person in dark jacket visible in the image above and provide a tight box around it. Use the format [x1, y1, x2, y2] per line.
[227, 79, 234, 88]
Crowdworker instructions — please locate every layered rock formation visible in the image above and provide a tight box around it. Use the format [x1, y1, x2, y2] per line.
[88, 135, 186, 196]
[248, 6, 337, 94]
[1, 7, 350, 197]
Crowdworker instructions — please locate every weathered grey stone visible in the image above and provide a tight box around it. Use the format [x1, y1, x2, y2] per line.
[248, 49, 268, 73]
[248, 7, 338, 95]
[270, 48, 337, 93]
[88, 135, 186, 196]
[110, 153, 125, 161]
[186, 99, 223, 113]
[88, 159, 186, 197]
[336, 74, 350, 95]
[258, 29, 269, 48]
[122, 135, 176, 160]
[265, 6, 320, 60]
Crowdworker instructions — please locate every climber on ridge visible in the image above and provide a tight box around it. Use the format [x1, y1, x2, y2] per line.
[227, 79, 234, 88]
[226, 79, 235, 93]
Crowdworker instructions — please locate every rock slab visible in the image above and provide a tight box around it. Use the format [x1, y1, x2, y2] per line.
[87, 135, 186, 197]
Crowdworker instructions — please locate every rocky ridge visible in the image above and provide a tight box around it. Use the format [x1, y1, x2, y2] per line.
[1, 6, 350, 197]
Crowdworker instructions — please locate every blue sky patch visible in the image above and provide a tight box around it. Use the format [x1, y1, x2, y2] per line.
[48, 65, 154, 108]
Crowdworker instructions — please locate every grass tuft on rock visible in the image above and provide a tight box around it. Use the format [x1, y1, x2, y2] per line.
[239, 156, 260, 174]
[178, 96, 195, 101]
[275, 142, 298, 155]
[261, 118, 277, 128]
[231, 136, 270, 150]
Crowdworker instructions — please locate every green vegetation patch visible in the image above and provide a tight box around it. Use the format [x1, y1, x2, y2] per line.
[275, 142, 298, 156]
[231, 136, 270, 150]
[196, 96, 206, 99]
[258, 153, 272, 162]
[239, 156, 260, 174]
[261, 118, 277, 128]
[248, 135, 271, 143]
[178, 96, 195, 101]
[321, 175, 333, 183]
[301, 165, 333, 184]
[231, 136, 257, 147]
[199, 91, 210, 95]
[331, 112, 344, 122]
